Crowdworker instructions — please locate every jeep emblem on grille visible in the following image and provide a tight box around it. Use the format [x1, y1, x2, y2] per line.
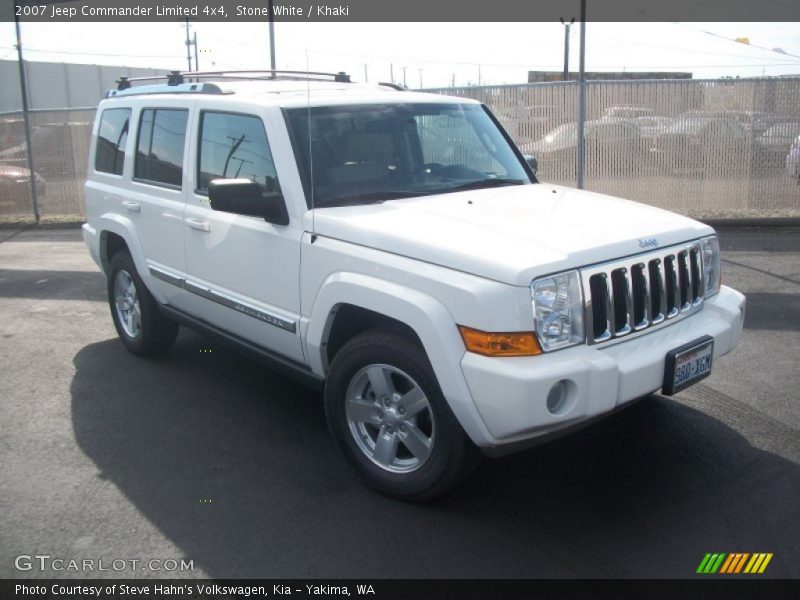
[639, 238, 659, 248]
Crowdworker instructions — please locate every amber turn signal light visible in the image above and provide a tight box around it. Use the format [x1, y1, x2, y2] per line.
[458, 325, 542, 357]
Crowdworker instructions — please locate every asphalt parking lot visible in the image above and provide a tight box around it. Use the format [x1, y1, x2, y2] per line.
[0, 227, 798, 579]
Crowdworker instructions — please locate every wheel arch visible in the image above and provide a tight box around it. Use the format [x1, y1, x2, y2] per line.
[323, 304, 423, 369]
[96, 213, 166, 303]
[305, 272, 494, 447]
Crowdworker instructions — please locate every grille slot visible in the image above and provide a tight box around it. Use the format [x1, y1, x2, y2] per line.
[690, 248, 702, 303]
[664, 255, 678, 317]
[589, 274, 609, 340]
[678, 250, 691, 310]
[648, 259, 665, 324]
[631, 264, 648, 328]
[610, 269, 631, 335]
[581, 241, 705, 345]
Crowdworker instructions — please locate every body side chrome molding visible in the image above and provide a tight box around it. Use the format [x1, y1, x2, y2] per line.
[159, 304, 322, 391]
[148, 265, 297, 333]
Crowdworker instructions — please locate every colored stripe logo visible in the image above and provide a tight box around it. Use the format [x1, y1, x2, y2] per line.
[697, 552, 773, 574]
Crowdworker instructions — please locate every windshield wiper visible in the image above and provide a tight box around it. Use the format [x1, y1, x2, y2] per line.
[317, 190, 432, 208]
[441, 178, 526, 193]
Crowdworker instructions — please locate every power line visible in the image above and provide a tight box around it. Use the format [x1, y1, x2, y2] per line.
[0, 46, 181, 59]
[3, 45, 796, 72]
[199, 35, 560, 68]
[674, 23, 800, 61]
[192, 35, 800, 71]
[619, 40, 800, 63]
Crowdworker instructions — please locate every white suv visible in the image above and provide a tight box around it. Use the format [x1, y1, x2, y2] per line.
[83, 70, 745, 500]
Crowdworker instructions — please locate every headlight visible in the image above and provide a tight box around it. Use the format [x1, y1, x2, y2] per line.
[701, 235, 721, 297]
[531, 270, 584, 351]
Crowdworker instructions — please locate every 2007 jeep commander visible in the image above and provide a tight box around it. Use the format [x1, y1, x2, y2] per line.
[83, 70, 745, 500]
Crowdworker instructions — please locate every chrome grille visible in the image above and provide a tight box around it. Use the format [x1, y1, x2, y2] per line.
[581, 241, 705, 345]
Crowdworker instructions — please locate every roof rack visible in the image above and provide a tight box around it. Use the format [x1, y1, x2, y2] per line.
[107, 81, 228, 98]
[115, 69, 352, 91]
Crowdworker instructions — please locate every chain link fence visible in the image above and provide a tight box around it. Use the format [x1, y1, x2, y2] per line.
[429, 77, 800, 220]
[0, 108, 94, 219]
[1, 75, 800, 221]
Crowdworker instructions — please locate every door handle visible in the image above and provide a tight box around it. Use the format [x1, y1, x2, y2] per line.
[185, 217, 210, 233]
[122, 201, 141, 213]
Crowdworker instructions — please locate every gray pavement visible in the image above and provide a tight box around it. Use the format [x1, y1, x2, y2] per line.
[0, 228, 798, 579]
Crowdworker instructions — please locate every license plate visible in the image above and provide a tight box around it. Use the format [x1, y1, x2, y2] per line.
[662, 336, 714, 395]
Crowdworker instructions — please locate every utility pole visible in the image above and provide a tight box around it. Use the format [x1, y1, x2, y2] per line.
[363, 64, 368, 82]
[418, 68, 423, 89]
[402, 66, 407, 87]
[478, 64, 481, 86]
[268, 0, 276, 72]
[184, 18, 193, 71]
[576, 0, 587, 190]
[14, 14, 39, 222]
[193, 31, 199, 71]
[560, 17, 575, 81]
[390, 63, 394, 84]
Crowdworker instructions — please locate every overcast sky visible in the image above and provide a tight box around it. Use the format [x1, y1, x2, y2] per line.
[1, 21, 799, 87]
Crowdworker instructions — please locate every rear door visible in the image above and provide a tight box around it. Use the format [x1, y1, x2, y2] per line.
[129, 103, 192, 303]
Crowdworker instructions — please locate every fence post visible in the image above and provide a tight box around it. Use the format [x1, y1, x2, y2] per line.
[576, 0, 587, 190]
[14, 15, 40, 223]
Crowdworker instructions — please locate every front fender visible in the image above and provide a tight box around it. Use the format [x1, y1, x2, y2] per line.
[304, 271, 495, 447]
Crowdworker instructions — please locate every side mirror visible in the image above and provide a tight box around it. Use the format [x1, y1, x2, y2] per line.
[524, 154, 538, 176]
[208, 179, 289, 226]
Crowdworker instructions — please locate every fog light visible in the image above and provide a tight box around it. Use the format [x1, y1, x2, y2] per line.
[546, 380, 570, 415]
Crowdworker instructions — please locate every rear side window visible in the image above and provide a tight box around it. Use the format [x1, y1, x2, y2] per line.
[95, 108, 131, 175]
[134, 108, 189, 187]
[197, 111, 280, 194]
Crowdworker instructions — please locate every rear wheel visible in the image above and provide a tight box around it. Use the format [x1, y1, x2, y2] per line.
[325, 328, 481, 500]
[107, 250, 178, 355]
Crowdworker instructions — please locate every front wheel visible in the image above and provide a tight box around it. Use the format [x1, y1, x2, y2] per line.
[107, 250, 179, 356]
[324, 328, 481, 500]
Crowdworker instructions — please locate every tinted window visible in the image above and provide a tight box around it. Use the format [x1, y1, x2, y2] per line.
[95, 108, 130, 175]
[197, 112, 280, 194]
[134, 109, 188, 187]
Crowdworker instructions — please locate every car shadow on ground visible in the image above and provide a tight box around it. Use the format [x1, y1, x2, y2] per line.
[70, 331, 800, 579]
[0, 268, 105, 301]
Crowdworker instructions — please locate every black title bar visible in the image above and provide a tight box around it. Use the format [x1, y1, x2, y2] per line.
[4, 0, 800, 22]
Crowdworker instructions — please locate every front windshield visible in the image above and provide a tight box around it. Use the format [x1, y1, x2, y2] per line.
[285, 103, 532, 208]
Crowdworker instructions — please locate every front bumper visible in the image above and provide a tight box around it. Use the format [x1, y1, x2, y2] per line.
[461, 285, 745, 446]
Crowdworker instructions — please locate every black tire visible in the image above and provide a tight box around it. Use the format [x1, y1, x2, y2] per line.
[324, 327, 481, 501]
[107, 250, 179, 356]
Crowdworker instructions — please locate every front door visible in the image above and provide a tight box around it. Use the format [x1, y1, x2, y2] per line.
[181, 109, 304, 363]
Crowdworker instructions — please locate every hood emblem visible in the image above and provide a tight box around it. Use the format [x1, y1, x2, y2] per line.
[639, 238, 659, 249]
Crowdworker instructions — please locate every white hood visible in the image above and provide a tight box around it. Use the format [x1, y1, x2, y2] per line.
[309, 184, 714, 286]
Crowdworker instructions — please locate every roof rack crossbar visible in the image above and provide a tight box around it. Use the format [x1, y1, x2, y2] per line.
[115, 69, 351, 90]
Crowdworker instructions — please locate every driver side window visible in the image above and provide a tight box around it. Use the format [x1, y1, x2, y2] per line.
[197, 111, 280, 195]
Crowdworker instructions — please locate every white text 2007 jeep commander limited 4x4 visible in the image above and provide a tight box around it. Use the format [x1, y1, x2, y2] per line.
[83, 70, 745, 500]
